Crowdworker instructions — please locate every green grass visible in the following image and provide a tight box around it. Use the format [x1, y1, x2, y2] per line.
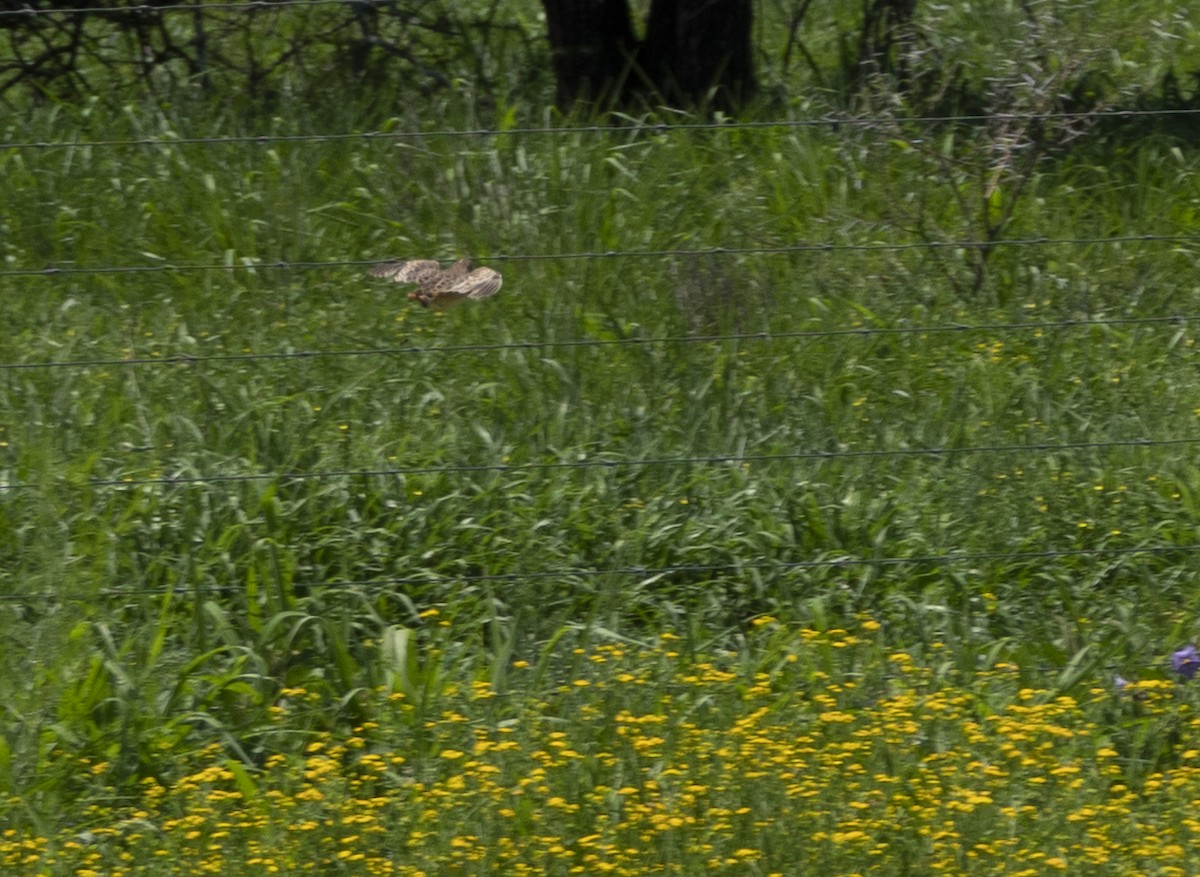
[4, 4, 1200, 872]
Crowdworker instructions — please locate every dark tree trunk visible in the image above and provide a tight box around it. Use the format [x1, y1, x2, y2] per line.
[540, 0, 756, 113]
[541, 0, 638, 108]
[641, 0, 756, 112]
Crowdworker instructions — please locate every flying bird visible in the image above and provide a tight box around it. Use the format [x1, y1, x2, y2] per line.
[369, 258, 502, 311]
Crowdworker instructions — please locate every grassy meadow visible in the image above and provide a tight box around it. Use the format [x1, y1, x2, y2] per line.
[4, 1, 1200, 873]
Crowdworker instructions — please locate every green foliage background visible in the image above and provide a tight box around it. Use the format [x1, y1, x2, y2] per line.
[4, 1, 1200, 873]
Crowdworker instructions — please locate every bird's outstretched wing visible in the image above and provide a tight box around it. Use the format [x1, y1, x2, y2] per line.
[451, 267, 503, 300]
[424, 268, 503, 310]
[369, 260, 443, 284]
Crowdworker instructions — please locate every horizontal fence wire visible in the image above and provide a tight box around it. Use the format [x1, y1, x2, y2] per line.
[0, 542, 1196, 604]
[0, 437, 1191, 494]
[5, 107, 1200, 151]
[0, 313, 1192, 374]
[4, 235, 1197, 281]
[0, 0, 352, 16]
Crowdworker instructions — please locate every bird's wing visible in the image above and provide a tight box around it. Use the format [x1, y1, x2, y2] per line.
[446, 267, 503, 300]
[369, 260, 443, 283]
[443, 258, 473, 279]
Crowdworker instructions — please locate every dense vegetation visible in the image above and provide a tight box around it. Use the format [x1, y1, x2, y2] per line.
[3, 1, 1200, 874]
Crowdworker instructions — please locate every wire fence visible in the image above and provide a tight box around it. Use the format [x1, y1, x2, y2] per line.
[6, 58, 1200, 616]
[1, 542, 1194, 604]
[4, 235, 1197, 280]
[6, 107, 1200, 151]
[0, 313, 1192, 374]
[0, 0, 352, 16]
[2, 238, 1195, 495]
[0, 436, 1191, 496]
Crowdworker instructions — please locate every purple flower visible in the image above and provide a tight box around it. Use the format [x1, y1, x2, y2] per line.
[1172, 645, 1200, 681]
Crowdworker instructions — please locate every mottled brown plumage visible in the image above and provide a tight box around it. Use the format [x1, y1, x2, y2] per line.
[368, 258, 503, 311]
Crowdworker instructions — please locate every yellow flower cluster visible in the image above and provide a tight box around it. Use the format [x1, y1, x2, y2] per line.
[5, 622, 1200, 876]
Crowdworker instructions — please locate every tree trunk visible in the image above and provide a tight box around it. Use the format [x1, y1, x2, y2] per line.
[540, 0, 756, 113]
[541, 0, 638, 108]
[642, 0, 756, 112]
